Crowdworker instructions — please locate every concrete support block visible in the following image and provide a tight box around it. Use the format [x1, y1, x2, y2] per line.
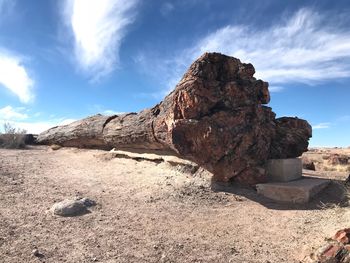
[256, 178, 330, 203]
[266, 158, 302, 182]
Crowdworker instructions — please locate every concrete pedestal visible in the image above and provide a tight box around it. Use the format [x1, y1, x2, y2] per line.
[256, 178, 330, 204]
[266, 158, 302, 182]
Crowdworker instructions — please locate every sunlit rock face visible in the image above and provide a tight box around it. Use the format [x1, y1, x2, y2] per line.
[38, 52, 312, 185]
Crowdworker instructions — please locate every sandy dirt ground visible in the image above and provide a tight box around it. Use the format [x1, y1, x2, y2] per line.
[0, 146, 349, 263]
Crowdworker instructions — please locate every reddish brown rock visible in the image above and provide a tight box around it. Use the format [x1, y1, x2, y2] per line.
[307, 229, 350, 263]
[37, 52, 312, 185]
[319, 244, 343, 260]
[333, 229, 350, 245]
[269, 117, 312, 159]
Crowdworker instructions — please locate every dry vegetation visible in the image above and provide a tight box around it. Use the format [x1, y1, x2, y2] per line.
[0, 123, 27, 149]
[302, 147, 350, 173]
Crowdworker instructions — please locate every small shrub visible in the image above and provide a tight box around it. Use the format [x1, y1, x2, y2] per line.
[0, 123, 27, 149]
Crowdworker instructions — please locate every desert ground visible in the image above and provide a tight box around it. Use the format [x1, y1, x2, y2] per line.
[0, 146, 349, 263]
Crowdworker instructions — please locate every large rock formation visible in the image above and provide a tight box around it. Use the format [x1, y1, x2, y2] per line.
[37, 52, 312, 185]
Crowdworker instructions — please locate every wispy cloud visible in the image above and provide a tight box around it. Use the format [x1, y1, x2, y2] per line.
[187, 8, 350, 84]
[312, 122, 331, 129]
[63, 0, 138, 79]
[0, 105, 28, 120]
[268, 86, 285, 93]
[102, 109, 125, 115]
[0, 104, 78, 133]
[0, 51, 34, 103]
[139, 8, 350, 96]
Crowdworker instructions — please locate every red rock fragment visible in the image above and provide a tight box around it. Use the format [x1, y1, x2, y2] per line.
[333, 229, 350, 245]
[319, 244, 343, 260]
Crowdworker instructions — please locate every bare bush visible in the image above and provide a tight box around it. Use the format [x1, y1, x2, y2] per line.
[0, 123, 27, 149]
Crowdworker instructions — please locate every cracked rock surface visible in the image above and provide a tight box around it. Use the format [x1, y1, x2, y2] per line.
[37, 52, 312, 185]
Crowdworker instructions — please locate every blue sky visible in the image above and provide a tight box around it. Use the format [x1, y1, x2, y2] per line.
[0, 0, 349, 147]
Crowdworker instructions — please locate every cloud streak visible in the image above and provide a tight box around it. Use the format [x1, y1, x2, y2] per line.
[0, 105, 28, 120]
[64, 0, 138, 79]
[0, 51, 34, 103]
[312, 122, 331, 129]
[188, 8, 350, 84]
[141, 8, 350, 95]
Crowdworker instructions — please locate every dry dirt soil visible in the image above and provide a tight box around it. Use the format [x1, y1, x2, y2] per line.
[1, 146, 349, 263]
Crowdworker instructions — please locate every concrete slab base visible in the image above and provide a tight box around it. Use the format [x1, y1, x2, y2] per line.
[266, 158, 302, 182]
[256, 177, 330, 204]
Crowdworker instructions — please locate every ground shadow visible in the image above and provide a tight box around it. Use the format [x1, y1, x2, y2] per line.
[211, 179, 349, 211]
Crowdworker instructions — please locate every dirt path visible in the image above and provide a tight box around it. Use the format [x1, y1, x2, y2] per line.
[0, 147, 349, 263]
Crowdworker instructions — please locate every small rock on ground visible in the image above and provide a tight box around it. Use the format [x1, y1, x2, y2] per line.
[50, 198, 96, 217]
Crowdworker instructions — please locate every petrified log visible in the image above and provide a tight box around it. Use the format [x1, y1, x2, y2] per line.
[37, 52, 312, 185]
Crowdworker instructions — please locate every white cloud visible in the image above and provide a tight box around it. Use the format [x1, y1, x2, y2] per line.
[63, 0, 138, 79]
[0, 105, 28, 120]
[0, 51, 34, 103]
[268, 86, 285, 93]
[0, 118, 78, 134]
[312, 122, 331, 129]
[0, 120, 54, 134]
[102, 109, 124, 115]
[141, 8, 350, 94]
[189, 8, 350, 84]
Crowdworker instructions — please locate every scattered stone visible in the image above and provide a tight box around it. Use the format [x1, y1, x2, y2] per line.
[32, 248, 44, 258]
[302, 157, 316, 171]
[306, 229, 350, 262]
[333, 229, 350, 245]
[51, 198, 96, 217]
[50, 144, 62, 150]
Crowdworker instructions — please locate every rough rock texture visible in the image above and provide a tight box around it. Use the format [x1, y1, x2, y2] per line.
[37, 52, 312, 185]
[50, 199, 88, 217]
[50, 198, 96, 217]
[306, 228, 350, 263]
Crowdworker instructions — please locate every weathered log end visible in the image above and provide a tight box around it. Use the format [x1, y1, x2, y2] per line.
[37, 52, 312, 185]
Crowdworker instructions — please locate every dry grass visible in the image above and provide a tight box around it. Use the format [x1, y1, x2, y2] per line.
[323, 164, 350, 172]
[303, 148, 350, 173]
[318, 180, 350, 210]
[0, 133, 27, 149]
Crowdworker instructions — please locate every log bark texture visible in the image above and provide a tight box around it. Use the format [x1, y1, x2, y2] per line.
[37, 52, 312, 185]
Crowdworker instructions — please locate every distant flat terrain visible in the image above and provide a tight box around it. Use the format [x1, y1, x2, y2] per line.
[0, 146, 349, 263]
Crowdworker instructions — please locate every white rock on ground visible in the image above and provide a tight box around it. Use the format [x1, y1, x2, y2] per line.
[50, 198, 96, 216]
